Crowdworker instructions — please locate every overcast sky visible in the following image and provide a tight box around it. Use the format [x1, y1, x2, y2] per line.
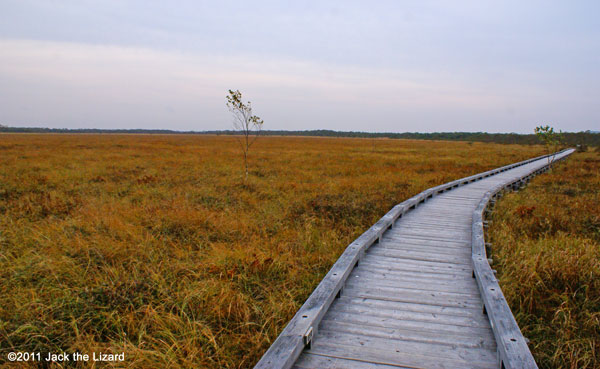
[1, 1, 598, 133]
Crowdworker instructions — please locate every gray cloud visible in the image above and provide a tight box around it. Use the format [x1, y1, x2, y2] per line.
[0, 1, 598, 132]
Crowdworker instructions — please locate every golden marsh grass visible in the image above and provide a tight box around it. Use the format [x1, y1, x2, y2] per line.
[0, 134, 552, 368]
[489, 151, 599, 368]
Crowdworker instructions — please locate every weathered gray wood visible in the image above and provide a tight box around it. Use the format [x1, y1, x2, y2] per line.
[377, 241, 471, 253]
[323, 308, 494, 333]
[254, 202, 407, 368]
[353, 266, 474, 282]
[354, 262, 474, 280]
[387, 228, 471, 239]
[374, 243, 472, 257]
[399, 216, 473, 223]
[383, 233, 470, 244]
[376, 240, 471, 252]
[469, 148, 575, 369]
[343, 279, 481, 299]
[309, 332, 498, 368]
[364, 249, 473, 266]
[359, 257, 473, 275]
[393, 222, 470, 231]
[336, 295, 486, 316]
[341, 284, 483, 308]
[357, 259, 473, 277]
[344, 274, 480, 294]
[318, 319, 497, 349]
[254, 149, 574, 369]
[328, 296, 491, 324]
[388, 221, 471, 230]
[294, 353, 407, 369]
[362, 252, 473, 268]
[383, 232, 471, 244]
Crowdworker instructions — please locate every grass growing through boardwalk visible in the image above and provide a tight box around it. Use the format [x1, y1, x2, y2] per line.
[0, 134, 544, 368]
[489, 151, 600, 369]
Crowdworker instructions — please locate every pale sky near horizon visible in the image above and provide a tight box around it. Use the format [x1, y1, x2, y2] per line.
[0, 1, 598, 133]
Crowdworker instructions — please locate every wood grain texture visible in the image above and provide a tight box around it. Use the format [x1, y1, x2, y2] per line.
[254, 149, 574, 369]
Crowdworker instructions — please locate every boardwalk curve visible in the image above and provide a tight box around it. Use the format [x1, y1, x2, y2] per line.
[255, 149, 574, 369]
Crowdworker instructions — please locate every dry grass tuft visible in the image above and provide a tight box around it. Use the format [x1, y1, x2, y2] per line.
[0, 134, 547, 368]
[489, 152, 600, 369]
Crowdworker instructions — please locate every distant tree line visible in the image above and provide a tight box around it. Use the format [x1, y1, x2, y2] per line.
[1, 126, 598, 147]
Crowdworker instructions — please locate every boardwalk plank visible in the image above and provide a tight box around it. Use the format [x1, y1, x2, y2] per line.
[309, 332, 498, 369]
[345, 274, 479, 294]
[379, 237, 470, 249]
[353, 266, 474, 282]
[255, 150, 574, 369]
[360, 256, 473, 273]
[357, 260, 473, 277]
[318, 319, 496, 349]
[373, 244, 471, 257]
[383, 234, 471, 245]
[341, 285, 483, 308]
[366, 248, 471, 265]
[294, 353, 408, 369]
[323, 306, 494, 333]
[335, 296, 487, 318]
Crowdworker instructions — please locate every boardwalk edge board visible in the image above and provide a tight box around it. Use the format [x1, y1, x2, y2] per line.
[471, 149, 573, 369]
[254, 149, 574, 369]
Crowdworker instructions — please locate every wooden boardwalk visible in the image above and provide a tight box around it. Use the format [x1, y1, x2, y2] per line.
[256, 150, 574, 369]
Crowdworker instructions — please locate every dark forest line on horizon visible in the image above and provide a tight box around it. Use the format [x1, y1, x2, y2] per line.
[1, 126, 598, 146]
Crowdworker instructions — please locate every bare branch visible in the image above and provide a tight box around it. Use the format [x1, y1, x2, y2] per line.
[226, 90, 264, 180]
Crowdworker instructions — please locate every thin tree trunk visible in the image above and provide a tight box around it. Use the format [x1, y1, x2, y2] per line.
[245, 132, 249, 180]
[244, 150, 248, 180]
